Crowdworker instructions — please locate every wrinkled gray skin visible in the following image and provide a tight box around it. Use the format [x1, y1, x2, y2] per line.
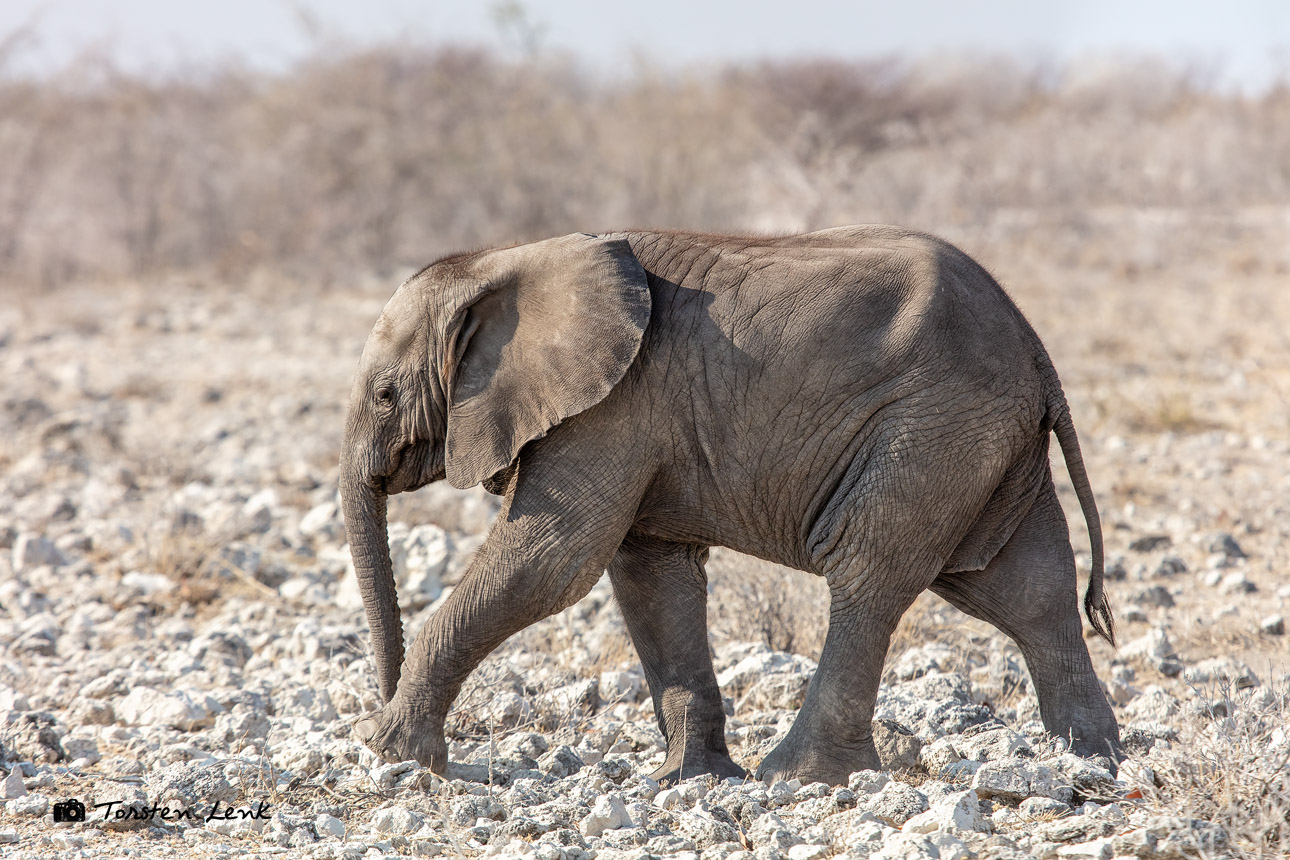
[342, 227, 1120, 785]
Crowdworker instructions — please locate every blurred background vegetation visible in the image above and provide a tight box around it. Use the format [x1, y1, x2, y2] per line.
[1, 39, 1287, 289]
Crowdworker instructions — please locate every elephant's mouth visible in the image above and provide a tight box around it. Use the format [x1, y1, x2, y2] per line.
[382, 442, 442, 494]
[391, 474, 432, 494]
[400, 463, 447, 494]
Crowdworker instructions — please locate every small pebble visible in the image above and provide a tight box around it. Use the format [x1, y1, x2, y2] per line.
[1, 770, 26, 799]
[1019, 796, 1070, 818]
[315, 814, 345, 839]
[1121, 605, 1149, 624]
[1128, 535, 1171, 553]
[1221, 573, 1257, 595]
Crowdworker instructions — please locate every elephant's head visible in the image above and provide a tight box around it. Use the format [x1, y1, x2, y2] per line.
[340, 233, 651, 702]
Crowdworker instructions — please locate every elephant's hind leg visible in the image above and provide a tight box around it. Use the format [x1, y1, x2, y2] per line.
[757, 425, 1016, 785]
[931, 477, 1121, 764]
[753, 556, 939, 785]
[608, 536, 746, 782]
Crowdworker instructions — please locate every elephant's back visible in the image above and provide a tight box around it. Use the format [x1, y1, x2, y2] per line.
[622, 226, 1039, 392]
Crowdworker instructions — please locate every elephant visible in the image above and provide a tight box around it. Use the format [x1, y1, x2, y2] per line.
[341, 226, 1121, 786]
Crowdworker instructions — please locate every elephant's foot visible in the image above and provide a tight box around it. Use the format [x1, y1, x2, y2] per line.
[649, 744, 747, 785]
[1062, 719, 1123, 776]
[354, 702, 447, 772]
[755, 727, 879, 786]
[1037, 673, 1123, 775]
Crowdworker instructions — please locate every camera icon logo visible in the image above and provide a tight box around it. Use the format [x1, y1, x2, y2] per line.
[53, 798, 86, 823]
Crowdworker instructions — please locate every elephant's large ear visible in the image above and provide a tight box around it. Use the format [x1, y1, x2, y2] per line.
[441, 233, 650, 489]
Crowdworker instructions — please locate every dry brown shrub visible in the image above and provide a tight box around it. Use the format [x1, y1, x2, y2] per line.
[0, 45, 1286, 287]
[707, 549, 827, 655]
[1142, 681, 1290, 856]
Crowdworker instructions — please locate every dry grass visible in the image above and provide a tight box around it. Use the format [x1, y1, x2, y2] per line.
[1141, 681, 1290, 856]
[1, 45, 1288, 288]
[1123, 391, 1226, 435]
[708, 551, 827, 656]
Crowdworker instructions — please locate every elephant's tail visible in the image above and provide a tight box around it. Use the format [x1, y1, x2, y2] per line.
[1051, 399, 1116, 647]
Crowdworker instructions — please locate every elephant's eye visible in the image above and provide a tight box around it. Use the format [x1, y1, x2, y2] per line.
[375, 386, 394, 406]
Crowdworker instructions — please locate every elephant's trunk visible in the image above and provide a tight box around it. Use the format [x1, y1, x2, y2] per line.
[340, 469, 404, 703]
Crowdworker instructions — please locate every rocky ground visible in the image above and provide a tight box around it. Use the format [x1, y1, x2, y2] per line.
[1, 228, 1288, 859]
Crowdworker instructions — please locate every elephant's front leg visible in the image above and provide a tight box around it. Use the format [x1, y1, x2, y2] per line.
[608, 536, 746, 782]
[355, 464, 639, 771]
[355, 539, 605, 769]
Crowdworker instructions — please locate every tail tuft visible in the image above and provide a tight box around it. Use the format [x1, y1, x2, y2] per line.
[1084, 587, 1116, 647]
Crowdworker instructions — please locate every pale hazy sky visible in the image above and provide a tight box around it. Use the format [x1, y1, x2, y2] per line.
[3, 1, 1288, 89]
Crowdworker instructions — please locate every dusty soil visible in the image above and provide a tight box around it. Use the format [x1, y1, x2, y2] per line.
[1, 216, 1288, 858]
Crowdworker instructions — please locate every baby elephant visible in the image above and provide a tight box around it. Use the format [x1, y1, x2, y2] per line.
[342, 226, 1120, 785]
